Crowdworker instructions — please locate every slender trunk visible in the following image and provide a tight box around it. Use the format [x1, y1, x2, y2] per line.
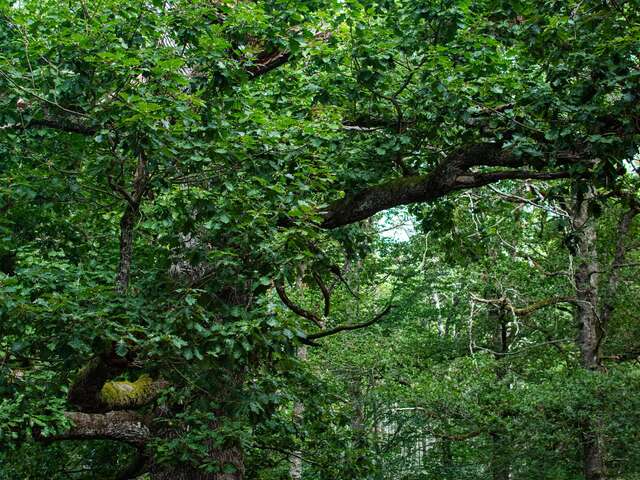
[440, 438, 452, 478]
[289, 346, 307, 480]
[434, 292, 444, 336]
[571, 182, 607, 480]
[573, 184, 601, 371]
[489, 288, 510, 480]
[349, 381, 365, 438]
[115, 202, 139, 294]
[289, 269, 310, 480]
[114, 152, 147, 294]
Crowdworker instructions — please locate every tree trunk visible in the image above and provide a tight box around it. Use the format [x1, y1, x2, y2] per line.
[572, 184, 601, 371]
[571, 182, 607, 480]
[149, 448, 244, 480]
[490, 431, 510, 480]
[289, 346, 307, 480]
[581, 426, 607, 480]
[115, 202, 139, 294]
[149, 418, 245, 480]
[434, 292, 445, 337]
[488, 284, 510, 480]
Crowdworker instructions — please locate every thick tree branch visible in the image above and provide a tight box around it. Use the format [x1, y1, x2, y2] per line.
[100, 376, 169, 410]
[511, 296, 577, 316]
[45, 411, 150, 447]
[321, 143, 572, 229]
[247, 50, 291, 78]
[68, 356, 127, 413]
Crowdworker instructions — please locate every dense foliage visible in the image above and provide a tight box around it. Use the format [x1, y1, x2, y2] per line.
[0, 0, 638, 479]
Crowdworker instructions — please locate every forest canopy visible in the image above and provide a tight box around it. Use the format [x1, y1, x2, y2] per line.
[0, 0, 639, 479]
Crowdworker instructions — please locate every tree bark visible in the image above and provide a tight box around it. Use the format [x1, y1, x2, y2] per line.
[572, 183, 602, 371]
[571, 181, 607, 480]
[490, 304, 510, 480]
[47, 411, 150, 447]
[148, 417, 245, 480]
[321, 143, 570, 229]
[115, 202, 140, 294]
[289, 346, 307, 480]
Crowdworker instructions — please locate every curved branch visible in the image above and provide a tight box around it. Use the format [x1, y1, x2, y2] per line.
[321, 143, 572, 229]
[312, 272, 331, 317]
[275, 281, 324, 328]
[305, 304, 393, 342]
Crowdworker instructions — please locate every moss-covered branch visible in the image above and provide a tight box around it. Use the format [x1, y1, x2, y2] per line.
[100, 375, 169, 410]
[68, 355, 167, 412]
[321, 143, 571, 229]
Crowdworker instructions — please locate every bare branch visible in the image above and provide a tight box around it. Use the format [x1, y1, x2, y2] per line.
[312, 272, 331, 317]
[275, 281, 324, 328]
[471, 295, 576, 316]
[305, 304, 393, 342]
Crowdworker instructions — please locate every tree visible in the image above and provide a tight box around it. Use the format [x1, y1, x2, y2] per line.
[1, 1, 638, 478]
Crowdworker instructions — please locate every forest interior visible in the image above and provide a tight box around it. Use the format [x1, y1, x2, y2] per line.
[1, 0, 640, 479]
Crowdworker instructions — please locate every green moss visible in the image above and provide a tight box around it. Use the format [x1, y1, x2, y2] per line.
[100, 374, 156, 408]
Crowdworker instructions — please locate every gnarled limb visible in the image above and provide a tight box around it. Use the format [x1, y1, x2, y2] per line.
[100, 376, 169, 410]
[46, 411, 150, 447]
[321, 143, 572, 229]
